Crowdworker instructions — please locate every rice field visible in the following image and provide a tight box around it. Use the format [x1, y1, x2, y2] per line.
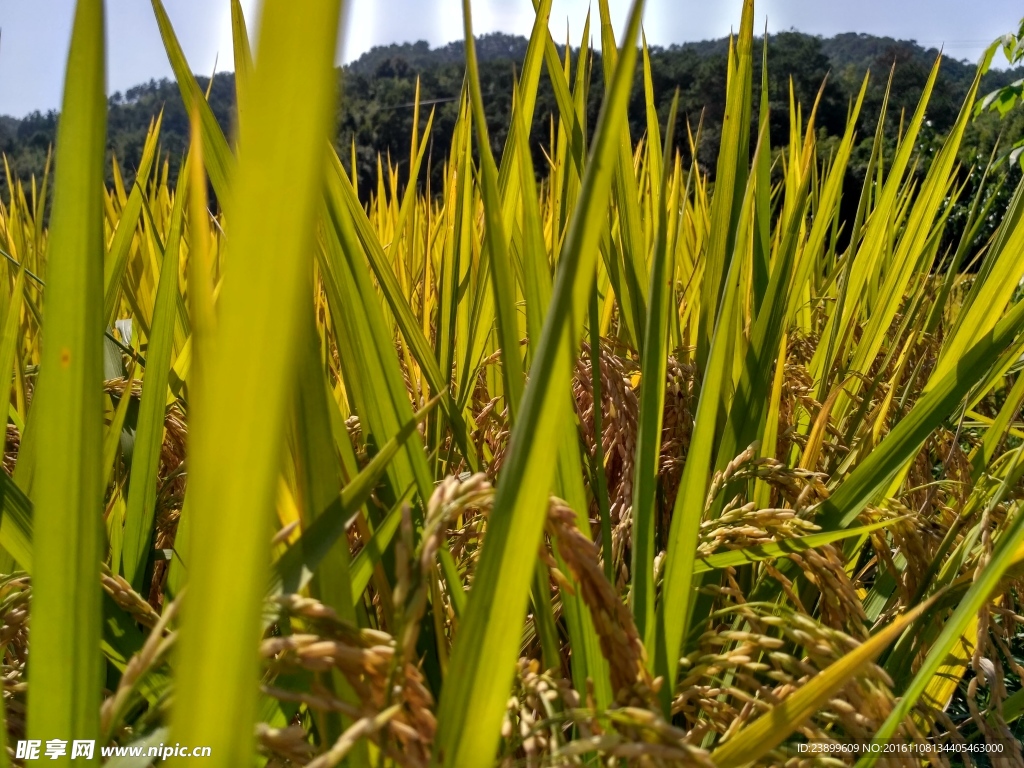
[2, 0, 1024, 765]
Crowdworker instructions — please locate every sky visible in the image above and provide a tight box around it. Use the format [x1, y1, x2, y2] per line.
[0, 0, 1021, 118]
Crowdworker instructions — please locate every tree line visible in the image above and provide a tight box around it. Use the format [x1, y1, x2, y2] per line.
[2, 28, 1022, 248]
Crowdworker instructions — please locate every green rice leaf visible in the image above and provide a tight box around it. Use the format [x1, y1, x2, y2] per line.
[149, 0, 235, 202]
[819, 298, 1024, 532]
[433, 2, 646, 764]
[857, 454, 1024, 761]
[271, 400, 434, 600]
[347, 490, 413, 604]
[103, 117, 161, 327]
[26, 0, 107, 750]
[121, 161, 188, 590]
[630, 92, 679, 648]
[167, 1, 345, 762]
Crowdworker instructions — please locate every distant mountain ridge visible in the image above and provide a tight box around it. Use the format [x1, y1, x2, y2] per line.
[346, 29, 1018, 87]
[0, 29, 1021, 206]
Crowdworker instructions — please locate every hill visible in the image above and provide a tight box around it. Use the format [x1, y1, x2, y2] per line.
[1, 29, 1022, 210]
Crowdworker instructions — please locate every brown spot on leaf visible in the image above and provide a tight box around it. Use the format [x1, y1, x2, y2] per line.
[60, 348, 71, 368]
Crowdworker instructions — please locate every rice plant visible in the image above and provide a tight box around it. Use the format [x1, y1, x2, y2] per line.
[2, 0, 1024, 765]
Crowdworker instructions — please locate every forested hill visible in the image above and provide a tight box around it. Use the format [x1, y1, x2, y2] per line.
[2, 29, 1022, 202]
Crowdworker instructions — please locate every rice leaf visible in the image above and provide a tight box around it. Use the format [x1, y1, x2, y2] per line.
[858, 452, 1024, 761]
[167, 1, 344, 761]
[26, 0, 107, 751]
[433, 3, 646, 764]
[149, 0, 234, 202]
[819, 298, 1024, 532]
[121, 160, 188, 590]
[103, 118, 161, 326]
[630, 92, 679, 648]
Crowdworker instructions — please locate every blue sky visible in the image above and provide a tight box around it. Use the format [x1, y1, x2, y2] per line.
[1, 0, 1021, 117]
